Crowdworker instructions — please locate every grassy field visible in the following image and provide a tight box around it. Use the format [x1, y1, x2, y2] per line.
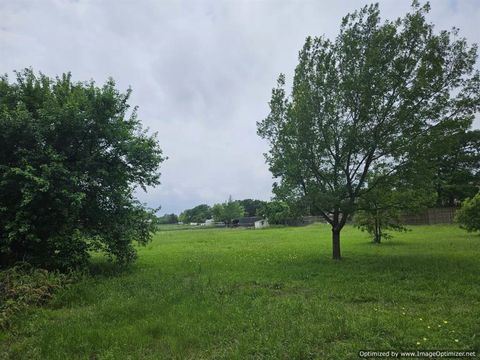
[1, 224, 479, 359]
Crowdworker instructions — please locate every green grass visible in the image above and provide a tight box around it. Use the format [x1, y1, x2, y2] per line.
[156, 224, 209, 231]
[1, 224, 479, 359]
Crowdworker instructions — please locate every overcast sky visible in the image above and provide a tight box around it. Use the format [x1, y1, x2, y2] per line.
[1, 0, 479, 214]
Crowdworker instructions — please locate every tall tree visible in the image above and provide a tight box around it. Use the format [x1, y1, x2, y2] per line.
[257, 2, 480, 259]
[0, 69, 165, 269]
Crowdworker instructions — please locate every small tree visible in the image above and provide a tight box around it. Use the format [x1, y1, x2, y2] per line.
[257, 2, 480, 259]
[355, 169, 436, 243]
[0, 70, 165, 269]
[455, 193, 480, 232]
[212, 196, 245, 226]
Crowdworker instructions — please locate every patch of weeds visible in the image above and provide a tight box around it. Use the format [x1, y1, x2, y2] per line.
[0, 262, 81, 330]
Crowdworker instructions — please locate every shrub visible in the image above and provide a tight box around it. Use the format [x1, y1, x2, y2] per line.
[0, 70, 165, 269]
[455, 193, 480, 232]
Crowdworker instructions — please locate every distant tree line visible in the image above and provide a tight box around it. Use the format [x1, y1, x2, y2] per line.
[212, 196, 245, 226]
[178, 204, 212, 224]
[157, 213, 178, 224]
[177, 198, 265, 225]
[177, 198, 309, 226]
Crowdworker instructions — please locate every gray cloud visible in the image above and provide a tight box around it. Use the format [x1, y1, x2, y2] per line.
[1, 0, 479, 214]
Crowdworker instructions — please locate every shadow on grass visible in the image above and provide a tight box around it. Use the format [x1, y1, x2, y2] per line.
[87, 258, 135, 278]
[359, 240, 409, 246]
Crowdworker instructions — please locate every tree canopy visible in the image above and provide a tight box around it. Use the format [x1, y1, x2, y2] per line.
[237, 199, 266, 217]
[212, 196, 245, 226]
[0, 69, 165, 269]
[428, 124, 480, 207]
[178, 204, 212, 224]
[158, 213, 178, 225]
[257, 200, 303, 225]
[257, 2, 480, 259]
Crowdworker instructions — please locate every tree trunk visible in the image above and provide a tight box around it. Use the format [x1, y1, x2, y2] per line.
[374, 216, 381, 244]
[332, 227, 341, 260]
[331, 209, 344, 260]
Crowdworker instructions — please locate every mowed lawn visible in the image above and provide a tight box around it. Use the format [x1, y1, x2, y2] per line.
[1, 224, 479, 359]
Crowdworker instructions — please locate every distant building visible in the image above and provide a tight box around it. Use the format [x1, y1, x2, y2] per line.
[255, 219, 269, 229]
[237, 216, 262, 227]
[205, 219, 215, 226]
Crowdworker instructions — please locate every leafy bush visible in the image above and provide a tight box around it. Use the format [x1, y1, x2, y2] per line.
[455, 193, 480, 232]
[0, 70, 165, 270]
[0, 263, 79, 329]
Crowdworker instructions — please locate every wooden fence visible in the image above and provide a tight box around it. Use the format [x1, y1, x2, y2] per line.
[399, 207, 456, 225]
[302, 207, 457, 226]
